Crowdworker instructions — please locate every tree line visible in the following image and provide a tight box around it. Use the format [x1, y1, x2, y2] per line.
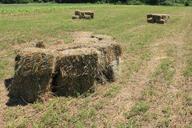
[0, 0, 191, 6]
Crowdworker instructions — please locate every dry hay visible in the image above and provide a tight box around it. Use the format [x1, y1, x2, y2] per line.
[55, 34, 122, 83]
[147, 14, 170, 24]
[52, 48, 98, 96]
[8, 48, 55, 103]
[7, 32, 122, 102]
[72, 10, 94, 20]
[72, 15, 79, 19]
[88, 42, 122, 83]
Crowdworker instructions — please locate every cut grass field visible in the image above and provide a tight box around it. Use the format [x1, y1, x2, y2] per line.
[0, 4, 192, 128]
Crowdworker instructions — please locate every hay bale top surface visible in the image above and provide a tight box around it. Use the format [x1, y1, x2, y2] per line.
[48, 31, 122, 57]
[72, 31, 115, 44]
[75, 10, 94, 13]
[16, 47, 55, 55]
[147, 14, 170, 19]
[57, 47, 98, 56]
[16, 32, 121, 57]
[147, 13, 169, 16]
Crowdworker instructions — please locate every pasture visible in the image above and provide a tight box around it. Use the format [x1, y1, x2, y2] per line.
[0, 4, 192, 128]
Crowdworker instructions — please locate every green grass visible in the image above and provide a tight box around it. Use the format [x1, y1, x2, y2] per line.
[0, 4, 192, 128]
[104, 84, 121, 97]
[125, 101, 150, 119]
[153, 58, 175, 85]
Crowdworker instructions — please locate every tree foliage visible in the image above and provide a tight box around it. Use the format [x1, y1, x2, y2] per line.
[0, 0, 191, 6]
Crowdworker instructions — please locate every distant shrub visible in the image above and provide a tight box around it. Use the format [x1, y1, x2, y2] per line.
[184, 0, 190, 6]
[127, 0, 143, 5]
[115, 0, 122, 4]
[1, 0, 32, 3]
[160, 0, 174, 5]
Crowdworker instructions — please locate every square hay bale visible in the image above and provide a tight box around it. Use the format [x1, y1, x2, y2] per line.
[8, 48, 55, 103]
[52, 48, 98, 96]
[72, 15, 80, 19]
[84, 11, 94, 18]
[75, 10, 81, 16]
[84, 15, 92, 19]
[56, 41, 122, 83]
[91, 42, 122, 82]
[147, 14, 170, 24]
[74, 10, 94, 19]
[156, 19, 166, 24]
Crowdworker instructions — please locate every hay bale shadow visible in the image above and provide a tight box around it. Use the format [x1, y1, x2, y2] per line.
[6, 97, 28, 106]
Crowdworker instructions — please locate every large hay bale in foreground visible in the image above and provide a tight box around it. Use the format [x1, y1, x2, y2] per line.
[8, 48, 55, 103]
[55, 40, 122, 83]
[52, 48, 98, 96]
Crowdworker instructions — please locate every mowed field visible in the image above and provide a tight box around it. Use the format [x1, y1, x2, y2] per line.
[0, 4, 192, 128]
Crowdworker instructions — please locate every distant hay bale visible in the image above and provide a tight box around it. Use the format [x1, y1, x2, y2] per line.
[156, 19, 166, 24]
[75, 10, 81, 15]
[8, 48, 55, 103]
[84, 11, 94, 18]
[52, 48, 98, 96]
[73, 10, 94, 20]
[147, 14, 170, 24]
[72, 15, 80, 19]
[84, 15, 92, 19]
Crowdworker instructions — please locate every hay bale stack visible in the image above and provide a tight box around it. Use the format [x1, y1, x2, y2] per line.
[147, 14, 170, 24]
[8, 33, 122, 101]
[72, 10, 94, 20]
[52, 48, 98, 96]
[8, 48, 55, 103]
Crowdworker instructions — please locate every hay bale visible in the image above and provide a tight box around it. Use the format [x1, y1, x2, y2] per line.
[84, 11, 94, 18]
[52, 48, 98, 96]
[156, 19, 166, 24]
[55, 41, 122, 83]
[147, 14, 170, 24]
[84, 15, 92, 19]
[74, 10, 94, 19]
[8, 48, 55, 103]
[72, 15, 79, 19]
[75, 10, 80, 15]
[92, 42, 122, 82]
